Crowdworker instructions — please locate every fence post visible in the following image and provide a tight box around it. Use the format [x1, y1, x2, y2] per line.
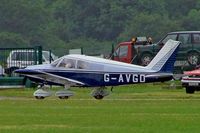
[38, 46, 42, 64]
[49, 50, 52, 63]
[34, 47, 37, 65]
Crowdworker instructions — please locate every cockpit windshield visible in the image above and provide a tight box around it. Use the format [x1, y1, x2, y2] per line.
[51, 58, 61, 67]
[51, 56, 76, 69]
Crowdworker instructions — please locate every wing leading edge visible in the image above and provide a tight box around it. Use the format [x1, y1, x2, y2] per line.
[25, 70, 85, 86]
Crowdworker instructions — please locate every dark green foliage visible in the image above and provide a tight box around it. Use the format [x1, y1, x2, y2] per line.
[0, 0, 199, 55]
[0, 32, 28, 47]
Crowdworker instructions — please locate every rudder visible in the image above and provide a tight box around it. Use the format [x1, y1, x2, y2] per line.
[146, 39, 180, 73]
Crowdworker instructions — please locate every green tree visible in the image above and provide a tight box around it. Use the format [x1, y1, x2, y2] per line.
[0, 0, 200, 56]
[118, 13, 183, 42]
[182, 9, 200, 30]
[0, 32, 28, 47]
[165, 0, 197, 18]
[0, 0, 49, 36]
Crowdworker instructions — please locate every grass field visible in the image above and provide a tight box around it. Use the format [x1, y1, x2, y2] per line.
[0, 82, 200, 133]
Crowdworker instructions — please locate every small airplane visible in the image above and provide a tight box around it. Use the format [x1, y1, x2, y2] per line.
[15, 39, 180, 100]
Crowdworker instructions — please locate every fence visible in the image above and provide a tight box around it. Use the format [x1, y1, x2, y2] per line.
[0, 46, 43, 77]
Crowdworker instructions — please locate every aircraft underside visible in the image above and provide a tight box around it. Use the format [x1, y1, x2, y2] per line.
[25, 72, 173, 100]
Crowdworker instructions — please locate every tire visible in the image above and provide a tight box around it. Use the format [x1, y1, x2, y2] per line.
[187, 52, 199, 66]
[140, 53, 153, 66]
[185, 87, 195, 94]
[58, 96, 69, 99]
[94, 95, 104, 100]
[35, 96, 45, 99]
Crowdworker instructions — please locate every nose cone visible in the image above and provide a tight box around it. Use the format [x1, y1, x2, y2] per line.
[14, 69, 22, 74]
[15, 69, 29, 74]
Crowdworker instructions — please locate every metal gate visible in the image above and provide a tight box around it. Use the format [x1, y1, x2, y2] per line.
[0, 46, 43, 76]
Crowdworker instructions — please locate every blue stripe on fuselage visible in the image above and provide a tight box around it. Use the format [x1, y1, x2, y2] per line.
[17, 69, 173, 87]
[40, 70, 173, 87]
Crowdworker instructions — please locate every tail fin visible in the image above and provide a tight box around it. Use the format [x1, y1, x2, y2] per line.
[146, 39, 180, 73]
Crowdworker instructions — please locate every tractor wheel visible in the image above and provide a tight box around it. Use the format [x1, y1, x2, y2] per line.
[140, 53, 153, 66]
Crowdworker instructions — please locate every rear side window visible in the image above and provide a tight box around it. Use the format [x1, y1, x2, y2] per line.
[193, 34, 200, 44]
[178, 34, 191, 44]
[77, 60, 88, 69]
[77, 60, 103, 70]
[161, 34, 177, 44]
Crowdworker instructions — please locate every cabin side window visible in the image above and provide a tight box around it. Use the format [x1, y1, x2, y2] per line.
[77, 60, 88, 69]
[58, 58, 76, 68]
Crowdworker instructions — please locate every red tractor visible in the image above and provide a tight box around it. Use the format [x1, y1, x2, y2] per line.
[111, 37, 152, 65]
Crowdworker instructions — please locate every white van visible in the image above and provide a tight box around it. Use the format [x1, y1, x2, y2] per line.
[6, 50, 57, 75]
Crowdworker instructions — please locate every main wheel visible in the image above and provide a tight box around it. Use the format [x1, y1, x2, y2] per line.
[35, 96, 45, 99]
[58, 96, 69, 99]
[188, 52, 199, 66]
[94, 95, 104, 100]
[140, 53, 153, 66]
[185, 87, 195, 94]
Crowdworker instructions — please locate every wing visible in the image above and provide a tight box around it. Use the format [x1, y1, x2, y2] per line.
[26, 70, 85, 86]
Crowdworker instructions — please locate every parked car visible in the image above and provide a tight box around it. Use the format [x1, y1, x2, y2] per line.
[182, 67, 200, 94]
[137, 31, 200, 66]
[5, 50, 57, 75]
